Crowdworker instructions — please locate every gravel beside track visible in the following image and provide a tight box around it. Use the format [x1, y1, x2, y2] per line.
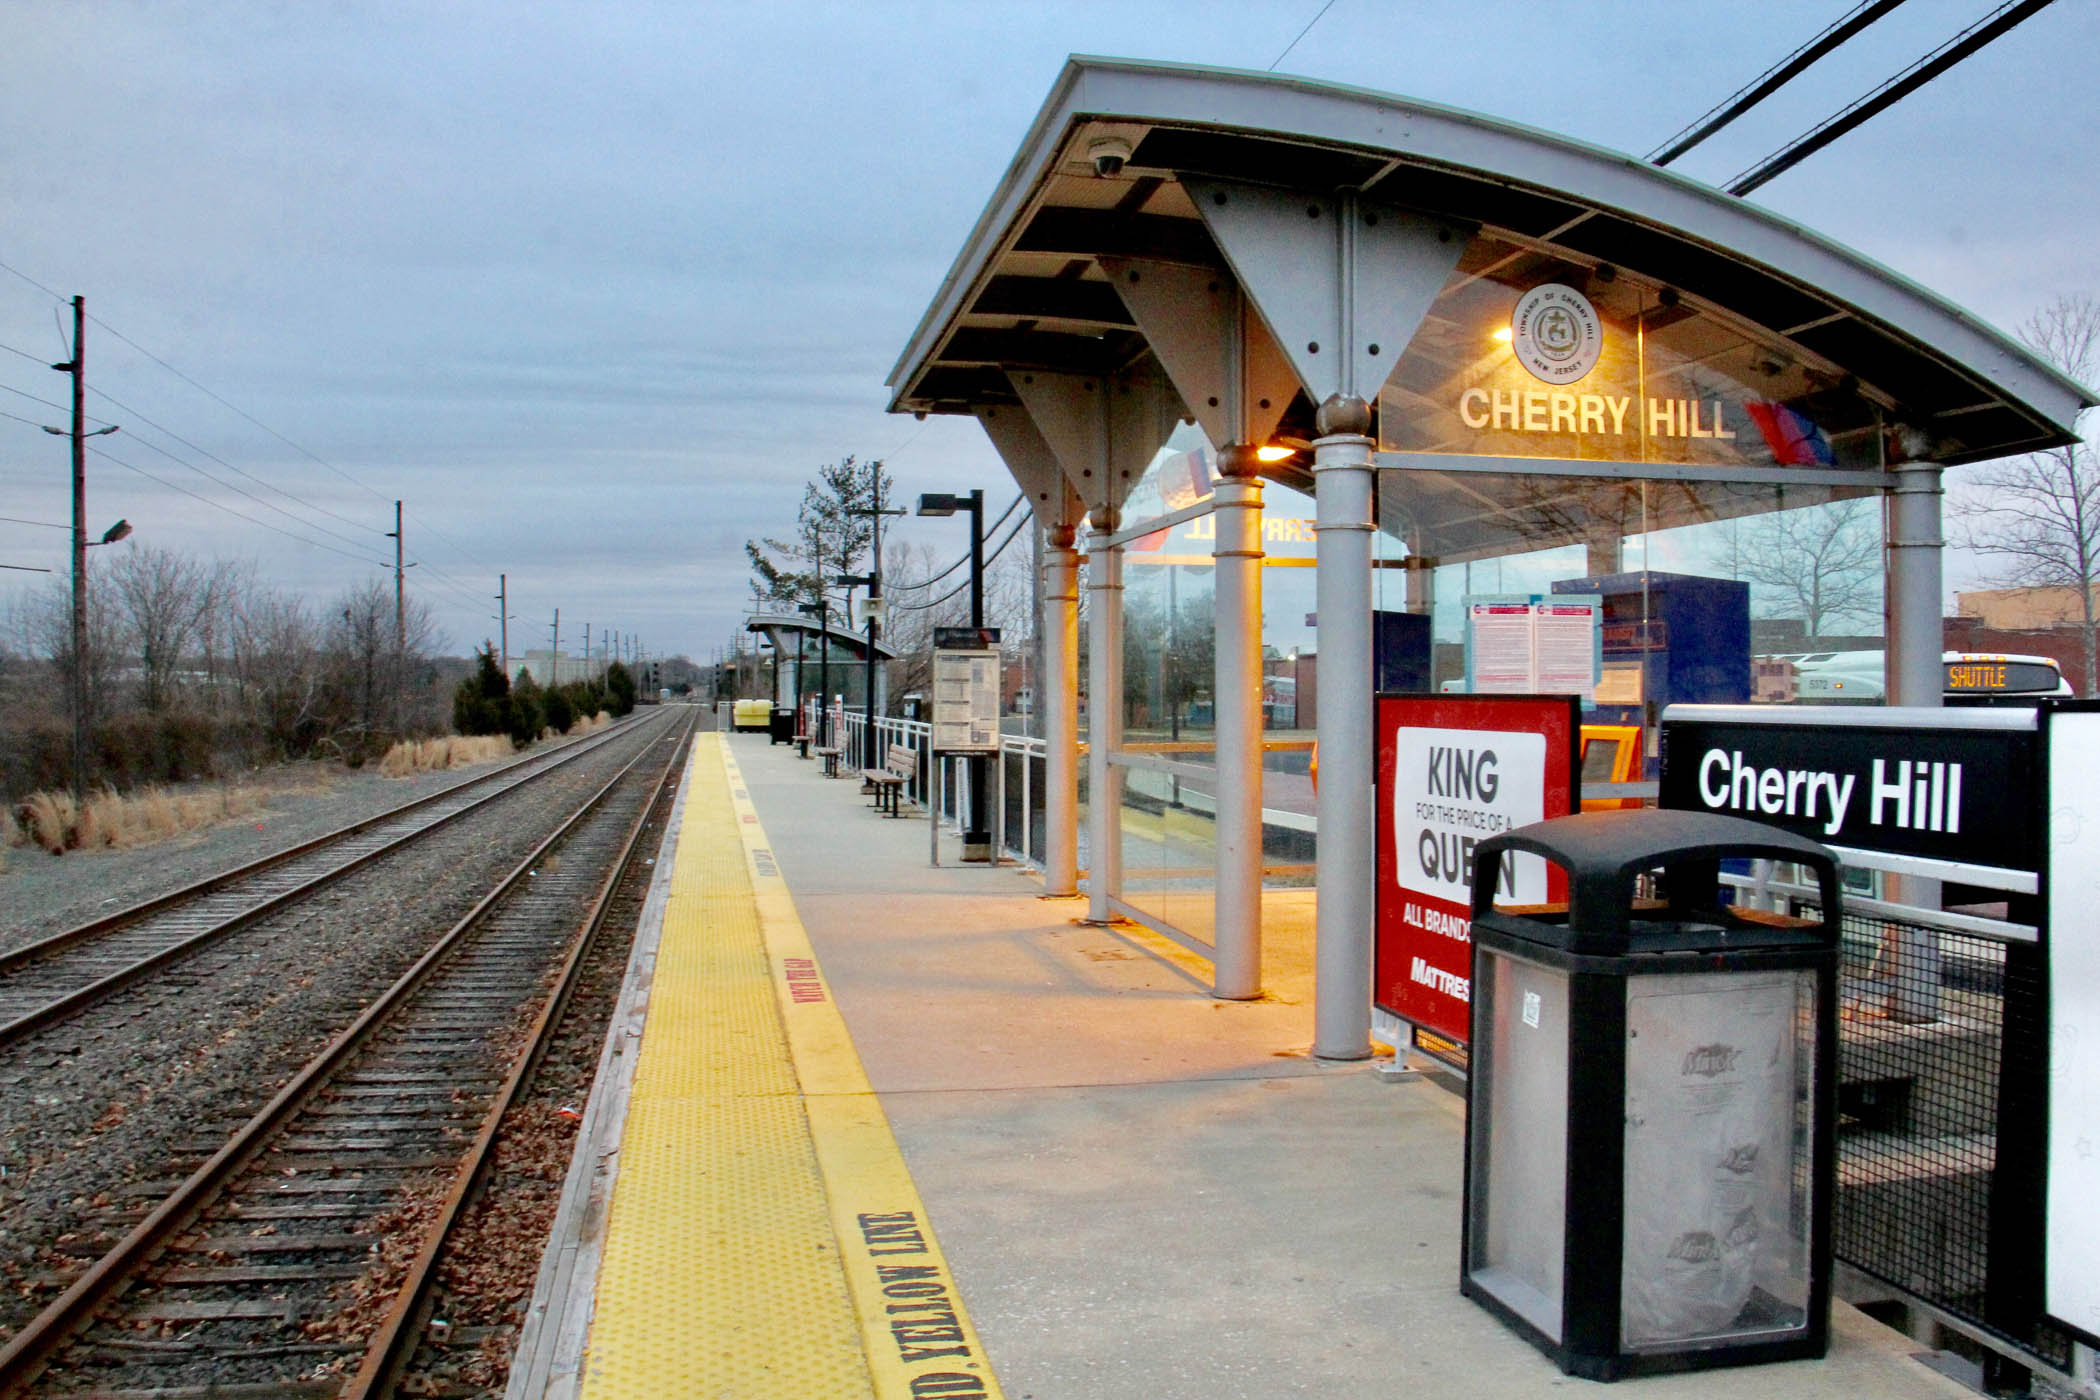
[0, 724, 638, 956]
[0, 708, 687, 1349]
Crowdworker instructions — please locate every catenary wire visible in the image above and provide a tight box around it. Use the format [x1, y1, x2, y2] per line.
[0, 515, 67, 530]
[87, 384, 385, 537]
[890, 507, 1032, 613]
[0, 258, 65, 303]
[1648, 1, 1908, 166]
[1269, 0, 1341, 70]
[84, 441, 396, 567]
[84, 311, 397, 509]
[1725, 0, 2058, 196]
[887, 493, 1024, 590]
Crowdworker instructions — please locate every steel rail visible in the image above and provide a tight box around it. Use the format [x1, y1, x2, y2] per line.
[345, 714, 694, 1397]
[0, 709, 687, 1397]
[0, 717, 645, 1052]
[0, 714, 641, 976]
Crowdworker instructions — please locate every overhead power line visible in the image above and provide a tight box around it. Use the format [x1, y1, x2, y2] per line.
[87, 383, 383, 538]
[1726, 0, 2059, 196]
[888, 492, 1025, 590]
[892, 507, 1032, 614]
[86, 441, 395, 568]
[1648, 0, 1908, 166]
[83, 311, 397, 509]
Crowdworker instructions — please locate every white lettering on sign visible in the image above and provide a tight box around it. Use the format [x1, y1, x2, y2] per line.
[1395, 726, 1548, 905]
[1692, 748, 1963, 838]
[1411, 956, 1470, 1001]
[1458, 390, 1732, 443]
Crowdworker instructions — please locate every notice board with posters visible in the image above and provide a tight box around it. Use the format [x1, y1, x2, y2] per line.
[1375, 694, 1580, 1048]
[931, 627, 1003, 755]
[1464, 595, 1601, 703]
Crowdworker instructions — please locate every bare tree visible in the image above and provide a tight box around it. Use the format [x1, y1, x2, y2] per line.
[106, 543, 214, 712]
[231, 582, 324, 757]
[1956, 293, 2100, 694]
[321, 579, 439, 756]
[1735, 498, 1883, 647]
[24, 568, 122, 725]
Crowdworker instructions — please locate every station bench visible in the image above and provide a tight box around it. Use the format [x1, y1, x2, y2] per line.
[811, 744, 842, 777]
[864, 744, 916, 817]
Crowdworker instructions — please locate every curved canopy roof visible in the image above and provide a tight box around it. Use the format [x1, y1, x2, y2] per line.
[745, 611, 901, 662]
[890, 56, 2090, 468]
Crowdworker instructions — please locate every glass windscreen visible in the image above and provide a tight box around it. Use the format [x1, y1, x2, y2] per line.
[1377, 233, 1888, 471]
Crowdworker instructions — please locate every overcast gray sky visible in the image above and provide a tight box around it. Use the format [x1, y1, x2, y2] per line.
[3, 1, 2094, 663]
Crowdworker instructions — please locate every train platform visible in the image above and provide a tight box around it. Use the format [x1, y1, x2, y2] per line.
[505, 726, 1975, 1400]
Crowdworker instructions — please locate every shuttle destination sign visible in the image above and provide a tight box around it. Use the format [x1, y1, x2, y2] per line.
[1658, 707, 2038, 875]
[1375, 695, 1578, 1045]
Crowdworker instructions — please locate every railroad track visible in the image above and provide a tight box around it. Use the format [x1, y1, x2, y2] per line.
[0, 715, 650, 1053]
[0, 707, 695, 1398]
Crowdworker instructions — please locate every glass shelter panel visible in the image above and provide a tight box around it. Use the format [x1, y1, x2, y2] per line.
[1377, 233, 1888, 470]
[1375, 472, 1887, 758]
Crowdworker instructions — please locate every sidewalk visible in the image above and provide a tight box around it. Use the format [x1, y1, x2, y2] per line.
[525, 728, 1974, 1399]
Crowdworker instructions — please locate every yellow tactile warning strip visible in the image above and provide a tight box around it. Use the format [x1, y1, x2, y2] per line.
[720, 742, 1004, 1400]
[579, 735, 1001, 1400]
[579, 736, 871, 1398]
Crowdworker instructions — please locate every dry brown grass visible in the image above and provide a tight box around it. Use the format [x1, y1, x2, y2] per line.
[567, 711, 610, 737]
[375, 734, 514, 778]
[10, 782, 266, 854]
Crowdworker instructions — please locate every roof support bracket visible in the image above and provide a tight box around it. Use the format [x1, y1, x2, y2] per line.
[1008, 359, 1183, 523]
[973, 403, 1084, 534]
[1184, 176, 1472, 409]
[1096, 258, 1296, 451]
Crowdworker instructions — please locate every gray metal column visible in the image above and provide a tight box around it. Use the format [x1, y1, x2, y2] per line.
[1312, 399, 1377, 1059]
[1043, 520, 1081, 896]
[1086, 512, 1125, 923]
[1212, 450, 1265, 999]
[1886, 460, 1945, 1020]
[1887, 463, 1946, 708]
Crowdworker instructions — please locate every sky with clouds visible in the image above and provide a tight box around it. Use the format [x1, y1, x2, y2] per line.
[2, 0, 2093, 664]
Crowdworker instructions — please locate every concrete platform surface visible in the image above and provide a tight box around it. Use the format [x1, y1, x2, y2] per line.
[527, 726, 1977, 1399]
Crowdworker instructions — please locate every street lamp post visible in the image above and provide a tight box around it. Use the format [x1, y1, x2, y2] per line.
[918, 489, 988, 859]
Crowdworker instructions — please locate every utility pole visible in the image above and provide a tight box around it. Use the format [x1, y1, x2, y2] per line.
[849, 462, 905, 769]
[495, 574, 510, 679]
[387, 501, 404, 651]
[550, 609, 560, 686]
[63, 297, 89, 803]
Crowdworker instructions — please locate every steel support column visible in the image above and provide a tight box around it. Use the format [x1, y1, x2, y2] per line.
[1042, 521, 1081, 896]
[1212, 454, 1265, 999]
[1312, 404, 1377, 1059]
[1886, 460, 1946, 1020]
[1086, 514, 1125, 924]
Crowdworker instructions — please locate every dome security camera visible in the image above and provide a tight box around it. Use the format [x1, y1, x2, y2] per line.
[1088, 137, 1133, 178]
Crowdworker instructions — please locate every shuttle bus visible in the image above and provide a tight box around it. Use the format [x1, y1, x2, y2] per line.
[1783, 650, 2072, 703]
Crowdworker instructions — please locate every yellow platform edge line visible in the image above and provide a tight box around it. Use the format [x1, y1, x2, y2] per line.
[720, 742, 1006, 1400]
[578, 737, 876, 1399]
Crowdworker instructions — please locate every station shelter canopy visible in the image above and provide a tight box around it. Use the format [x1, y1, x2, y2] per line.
[889, 56, 2092, 562]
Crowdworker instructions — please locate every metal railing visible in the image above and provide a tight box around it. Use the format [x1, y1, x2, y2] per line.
[1731, 870, 2068, 1387]
[828, 704, 1050, 868]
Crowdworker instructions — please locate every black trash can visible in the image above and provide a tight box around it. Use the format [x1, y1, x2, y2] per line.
[768, 706, 794, 745]
[1459, 809, 1841, 1381]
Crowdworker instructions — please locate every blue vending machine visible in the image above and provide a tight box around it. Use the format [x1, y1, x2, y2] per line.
[1551, 572, 1749, 768]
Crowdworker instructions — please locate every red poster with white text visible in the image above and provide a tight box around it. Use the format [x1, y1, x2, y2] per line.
[1374, 694, 1577, 1046]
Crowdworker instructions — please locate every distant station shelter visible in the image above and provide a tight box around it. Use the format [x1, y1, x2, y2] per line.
[887, 57, 2093, 1058]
